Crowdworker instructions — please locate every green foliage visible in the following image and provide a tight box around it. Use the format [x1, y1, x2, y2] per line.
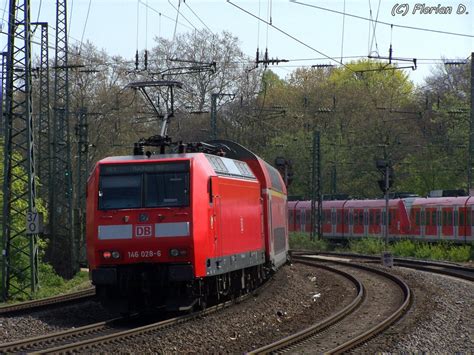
[348, 237, 386, 254]
[390, 239, 417, 257]
[346, 238, 471, 262]
[34, 264, 89, 300]
[0, 143, 50, 299]
[289, 232, 329, 251]
[445, 244, 471, 262]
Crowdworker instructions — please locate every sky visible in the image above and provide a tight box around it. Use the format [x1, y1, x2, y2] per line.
[0, 0, 473, 85]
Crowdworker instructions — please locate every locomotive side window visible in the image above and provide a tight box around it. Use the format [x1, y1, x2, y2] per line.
[100, 175, 142, 209]
[145, 173, 189, 207]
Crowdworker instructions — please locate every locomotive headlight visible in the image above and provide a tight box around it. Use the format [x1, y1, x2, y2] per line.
[102, 250, 120, 259]
[169, 248, 188, 257]
[169, 248, 180, 257]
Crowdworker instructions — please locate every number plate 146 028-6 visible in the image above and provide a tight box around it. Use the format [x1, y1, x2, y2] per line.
[128, 250, 162, 258]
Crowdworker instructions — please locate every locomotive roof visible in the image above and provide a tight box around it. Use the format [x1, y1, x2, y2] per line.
[99, 153, 201, 162]
[97, 153, 257, 180]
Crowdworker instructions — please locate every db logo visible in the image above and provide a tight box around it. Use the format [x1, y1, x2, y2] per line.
[135, 225, 153, 237]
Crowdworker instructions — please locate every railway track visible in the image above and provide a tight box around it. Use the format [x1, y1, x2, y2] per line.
[292, 250, 474, 282]
[0, 281, 268, 353]
[250, 256, 411, 354]
[0, 287, 96, 316]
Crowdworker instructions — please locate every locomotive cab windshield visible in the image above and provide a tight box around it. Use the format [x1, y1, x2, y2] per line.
[98, 161, 190, 210]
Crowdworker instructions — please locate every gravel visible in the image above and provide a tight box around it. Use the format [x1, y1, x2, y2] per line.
[357, 266, 473, 353]
[1, 261, 472, 354]
[94, 263, 356, 353]
[0, 301, 116, 342]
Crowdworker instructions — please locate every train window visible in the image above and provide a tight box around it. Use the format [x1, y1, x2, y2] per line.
[415, 211, 420, 226]
[459, 211, 464, 226]
[420, 211, 425, 226]
[145, 172, 190, 207]
[388, 210, 392, 225]
[349, 211, 353, 225]
[375, 211, 381, 225]
[425, 211, 431, 226]
[369, 212, 374, 225]
[99, 174, 142, 209]
[469, 210, 473, 226]
[296, 211, 301, 224]
[447, 211, 452, 226]
[337, 211, 342, 224]
[344, 211, 349, 225]
[353, 212, 359, 225]
[432, 211, 437, 226]
[325, 210, 331, 224]
[442, 211, 447, 226]
[289, 211, 294, 225]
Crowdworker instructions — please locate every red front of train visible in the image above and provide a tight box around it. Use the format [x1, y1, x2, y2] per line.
[87, 142, 288, 312]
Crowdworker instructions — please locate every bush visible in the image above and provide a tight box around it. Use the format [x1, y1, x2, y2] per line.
[345, 238, 471, 263]
[446, 245, 471, 262]
[348, 237, 385, 255]
[34, 264, 90, 300]
[390, 239, 417, 257]
[289, 232, 328, 251]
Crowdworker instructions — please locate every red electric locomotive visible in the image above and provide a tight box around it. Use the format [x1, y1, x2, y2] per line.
[86, 140, 288, 312]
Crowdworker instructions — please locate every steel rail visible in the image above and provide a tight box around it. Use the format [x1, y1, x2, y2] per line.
[0, 280, 271, 353]
[249, 261, 364, 354]
[251, 256, 411, 354]
[0, 316, 124, 353]
[292, 250, 474, 282]
[0, 287, 95, 316]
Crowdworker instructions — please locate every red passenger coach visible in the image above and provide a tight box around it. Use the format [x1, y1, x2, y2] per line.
[87, 140, 288, 312]
[289, 195, 473, 243]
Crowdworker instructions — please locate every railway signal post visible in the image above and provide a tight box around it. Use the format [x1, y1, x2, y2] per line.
[376, 160, 394, 267]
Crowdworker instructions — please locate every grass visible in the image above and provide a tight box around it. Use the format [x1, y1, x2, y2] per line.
[34, 263, 91, 300]
[289, 233, 473, 263]
[0, 263, 91, 305]
[289, 232, 329, 251]
[348, 237, 472, 262]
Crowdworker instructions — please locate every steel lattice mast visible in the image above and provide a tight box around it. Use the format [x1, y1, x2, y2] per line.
[49, 0, 77, 278]
[75, 107, 88, 263]
[1, 0, 39, 300]
[1, 52, 8, 136]
[33, 22, 50, 202]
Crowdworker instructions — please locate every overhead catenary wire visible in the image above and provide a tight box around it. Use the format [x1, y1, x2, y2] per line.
[367, 0, 382, 55]
[145, 0, 148, 50]
[290, 0, 474, 38]
[168, 0, 204, 39]
[183, 0, 213, 33]
[136, 0, 140, 51]
[227, 0, 351, 70]
[138, 0, 193, 32]
[340, 0, 345, 63]
[68, 0, 74, 45]
[79, 0, 92, 55]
